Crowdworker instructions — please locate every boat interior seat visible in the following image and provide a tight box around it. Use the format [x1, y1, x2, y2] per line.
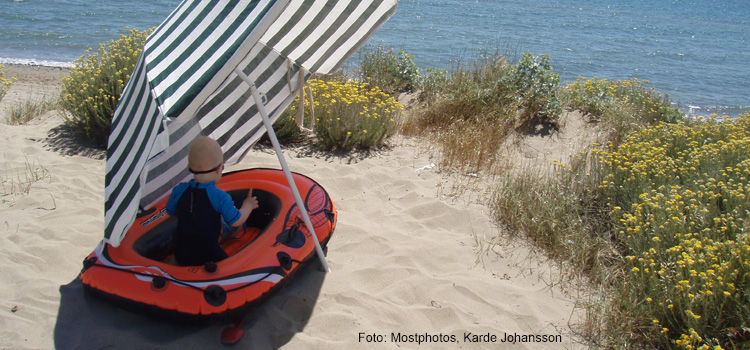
[134, 189, 282, 262]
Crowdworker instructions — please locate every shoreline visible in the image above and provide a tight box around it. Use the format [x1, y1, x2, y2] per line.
[2, 63, 70, 83]
[2, 61, 746, 118]
[1, 57, 74, 69]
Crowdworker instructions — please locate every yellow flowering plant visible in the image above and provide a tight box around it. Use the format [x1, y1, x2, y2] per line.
[495, 111, 750, 349]
[288, 78, 402, 152]
[0, 64, 15, 102]
[59, 27, 152, 148]
[597, 114, 750, 349]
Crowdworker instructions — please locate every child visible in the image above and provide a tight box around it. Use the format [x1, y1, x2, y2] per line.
[166, 136, 258, 266]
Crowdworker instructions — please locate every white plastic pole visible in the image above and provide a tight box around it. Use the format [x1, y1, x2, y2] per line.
[235, 68, 331, 273]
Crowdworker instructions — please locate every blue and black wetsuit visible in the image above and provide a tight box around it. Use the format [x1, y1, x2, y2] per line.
[166, 180, 242, 266]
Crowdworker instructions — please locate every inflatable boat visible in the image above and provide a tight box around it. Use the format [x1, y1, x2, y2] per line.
[80, 168, 337, 322]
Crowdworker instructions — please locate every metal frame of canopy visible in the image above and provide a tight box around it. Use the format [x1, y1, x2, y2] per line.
[236, 68, 330, 272]
[102, 0, 398, 276]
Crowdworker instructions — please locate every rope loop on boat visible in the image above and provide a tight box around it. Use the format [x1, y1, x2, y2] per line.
[82, 255, 305, 300]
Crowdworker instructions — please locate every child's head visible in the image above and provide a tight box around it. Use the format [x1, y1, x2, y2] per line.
[188, 136, 224, 183]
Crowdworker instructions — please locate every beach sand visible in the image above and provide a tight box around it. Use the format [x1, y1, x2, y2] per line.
[1, 64, 588, 349]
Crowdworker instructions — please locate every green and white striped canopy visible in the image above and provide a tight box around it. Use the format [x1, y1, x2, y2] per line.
[104, 0, 397, 246]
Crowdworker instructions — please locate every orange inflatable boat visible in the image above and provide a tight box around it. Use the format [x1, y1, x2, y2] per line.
[80, 168, 336, 322]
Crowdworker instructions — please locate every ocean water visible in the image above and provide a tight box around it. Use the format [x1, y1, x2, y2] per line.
[1, 0, 748, 115]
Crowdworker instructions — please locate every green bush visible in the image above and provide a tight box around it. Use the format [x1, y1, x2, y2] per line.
[564, 76, 682, 124]
[508, 52, 563, 131]
[59, 27, 152, 148]
[389, 51, 564, 138]
[356, 45, 420, 95]
[563, 76, 683, 147]
[417, 67, 450, 102]
[402, 55, 519, 172]
[410, 55, 516, 130]
[288, 79, 402, 152]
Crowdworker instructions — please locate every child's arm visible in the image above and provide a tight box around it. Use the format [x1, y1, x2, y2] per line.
[231, 191, 259, 227]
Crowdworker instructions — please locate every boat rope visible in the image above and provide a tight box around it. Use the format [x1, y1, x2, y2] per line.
[83, 255, 304, 294]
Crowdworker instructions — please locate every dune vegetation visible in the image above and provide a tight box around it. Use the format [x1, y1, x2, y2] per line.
[58, 27, 152, 148]
[346, 45, 749, 350]
[43, 28, 750, 349]
[0, 64, 15, 102]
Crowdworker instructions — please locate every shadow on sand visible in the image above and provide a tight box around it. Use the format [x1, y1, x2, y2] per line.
[54, 261, 326, 349]
[43, 122, 105, 159]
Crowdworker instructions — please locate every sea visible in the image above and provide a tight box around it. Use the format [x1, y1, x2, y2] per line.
[1, 0, 748, 116]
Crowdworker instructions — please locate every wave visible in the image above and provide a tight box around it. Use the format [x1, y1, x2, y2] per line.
[677, 104, 750, 118]
[0, 56, 73, 68]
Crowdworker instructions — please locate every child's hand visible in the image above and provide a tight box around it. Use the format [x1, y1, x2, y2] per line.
[244, 195, 259, 210]
[232, 192, 258, 228]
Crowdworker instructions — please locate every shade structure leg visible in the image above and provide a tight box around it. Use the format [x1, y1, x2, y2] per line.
[235, 68, 331, 273]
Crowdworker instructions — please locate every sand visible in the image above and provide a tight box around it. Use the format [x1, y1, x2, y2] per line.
[0, 64, 586, 349]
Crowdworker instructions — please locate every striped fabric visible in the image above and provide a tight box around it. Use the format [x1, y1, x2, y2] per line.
[104, 0, 397, 246]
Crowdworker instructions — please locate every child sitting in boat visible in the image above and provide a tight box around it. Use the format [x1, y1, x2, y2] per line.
[166, 136, 259, 266]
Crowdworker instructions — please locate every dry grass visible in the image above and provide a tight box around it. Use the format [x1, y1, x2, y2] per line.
[401, 53, 562, 174]
[6, 95, 57, 125]
[487, 82, 750, 347]
[405, 59, 711, 348]
[1, 155, 52, 199]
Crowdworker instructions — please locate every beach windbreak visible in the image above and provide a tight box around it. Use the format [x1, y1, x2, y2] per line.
[104, 0, 397, 246]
